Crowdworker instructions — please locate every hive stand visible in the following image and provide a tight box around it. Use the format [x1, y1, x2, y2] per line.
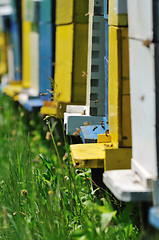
[103, 0, 158, 203]
[40, 0, 89, 117]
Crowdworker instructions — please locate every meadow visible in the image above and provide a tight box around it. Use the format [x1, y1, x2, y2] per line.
[0, 93, 140, 239]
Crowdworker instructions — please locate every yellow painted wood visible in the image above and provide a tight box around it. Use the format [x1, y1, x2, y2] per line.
[104, 147, 131, 171]
[109, 26, 131, 148]
[97, 134, 111, 143]
[22, 21, 31, 88]
[54, 24, 73, 103]
[109, 0, 128, 26]
[72, 24, 88, 103]
[70, 143, 106, 168]
[40, 101, 67, 118]
[3, 84, 22, 97]
[0, 32, 7, 74]
[30, 24, 39, 94]
[54, 23, 88, 104]
[56, 0, 88, 25]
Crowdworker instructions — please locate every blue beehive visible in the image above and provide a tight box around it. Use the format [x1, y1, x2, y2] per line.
[39, 21, 54, 97]
[10, 19, 22, 81]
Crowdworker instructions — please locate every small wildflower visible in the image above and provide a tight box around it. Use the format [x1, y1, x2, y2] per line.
[33, 136, 38, 142]
[21, 189, 28, 197]
[64, 176, 69, 180]
[57, 142, 61, 146]
[20, 112, 24, 117]
[12, 130, 16, 136]
[46, 131, 51, 140]
[63, 153, 68, 161]
[48, 191, 53, 195]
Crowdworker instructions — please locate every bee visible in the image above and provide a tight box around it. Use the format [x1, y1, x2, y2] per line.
[0, 106, 3, 109]
[84, 121, 89, 126]
[40, 93, 48, 96]
[100, 120, 105, 130]
[52, 62, 55, 66]
[82, 71, 88, 78]
[101, 124, 105, 130]
[143, 39, 151, 48]
[106, 121, 109, 124]
[105, 130, 109, 137]
[141, 95, 145, 101]
[94, 100, 99, 104]
[73, 128, 81, 136]
[93, 126, 98, 131]
[85, 12, 89, 16]
[81, 109, 86, 115]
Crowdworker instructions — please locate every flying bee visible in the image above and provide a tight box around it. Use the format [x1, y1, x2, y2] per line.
[93, 126, 98, 131]
[105, 130, 109, 137]
[100, 120, 105, 129]
[143, 39, 151, 48]
[101, 124, 105, 130]
[40, 93, 48, 96]
[94, 100, 99, 104]
[0, 106, 3, 109]
[82, 71, 88, 78]
[73, 128, 81, 136]
[84, 121, 89, 126]
[81, 109, 86, 115]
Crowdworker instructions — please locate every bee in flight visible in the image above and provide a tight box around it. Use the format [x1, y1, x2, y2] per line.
[94, 100, 99, 104]
[40, 93, 48, 96]
[93, 126, 98, 131]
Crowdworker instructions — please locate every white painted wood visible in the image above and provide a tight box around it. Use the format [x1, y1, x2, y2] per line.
[129, 39, 157, 178]
[66, 105, 87, 113]
[18, 93, 29, 105]
[103, 170, 152, 202]
[115, 0, 127, 14]
[127, 0, 153, 41]
[30, 30, 39, 95]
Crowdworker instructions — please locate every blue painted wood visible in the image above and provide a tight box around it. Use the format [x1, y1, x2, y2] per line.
[39, 22, 53, 58]
[39, 0, 54, 23]
[10, 20, 22, 81]
[39, 22, 55, 95]
[104, 0, 108, 19]
[149, 207, 159, 230]
[23, 98, 44, 112]
[80, 124, 109, 143]
[67, 116, 104, 135]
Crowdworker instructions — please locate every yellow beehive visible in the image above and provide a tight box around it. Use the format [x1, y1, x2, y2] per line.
[109, 0, 128, 26]
[70, 26, 132, 170]
[109, 26, 131, 148]
[0, 32, 7, 75]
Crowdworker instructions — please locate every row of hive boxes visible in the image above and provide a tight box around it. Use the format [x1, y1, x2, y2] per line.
[2, 1, 130, 118]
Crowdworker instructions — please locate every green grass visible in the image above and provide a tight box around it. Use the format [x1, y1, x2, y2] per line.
[0, 93, 141, 239]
